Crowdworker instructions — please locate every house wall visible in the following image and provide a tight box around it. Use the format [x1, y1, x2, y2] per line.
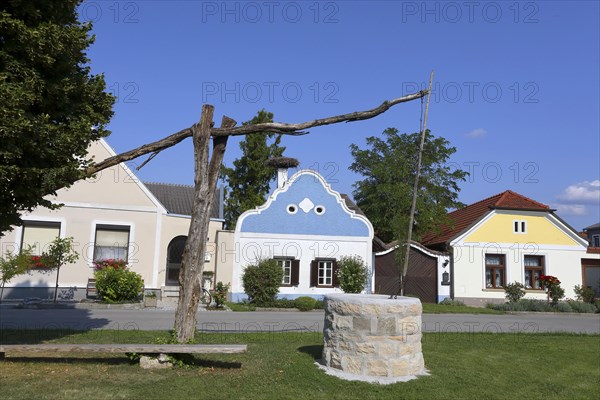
[214, 230, 235, 294]
[231, 170, 374, 302]
[231, 232, 373, 301]
[0, 140, 181, 301]
[450, 210, 588, 306]
[157, 215, 223, 288]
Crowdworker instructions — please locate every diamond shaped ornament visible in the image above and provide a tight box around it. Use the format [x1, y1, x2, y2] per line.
[299, 198, 314, 213]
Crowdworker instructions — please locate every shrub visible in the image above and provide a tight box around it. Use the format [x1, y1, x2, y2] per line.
[573, 285, 596, 303]
[94, 261, 143, 303]
[242, 259, 283, 305]
[540, 275, 564, 305]
[567, 300, 597, 313]
[295, 296, 317, 311]
[336, 255, 369, 293]
[255, 298, 296, 308]
[211, 281, 230, 308]
[503, 282, 526, 303]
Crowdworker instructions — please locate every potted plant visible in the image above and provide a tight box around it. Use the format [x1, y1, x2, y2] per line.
[144, 291, 158, 308]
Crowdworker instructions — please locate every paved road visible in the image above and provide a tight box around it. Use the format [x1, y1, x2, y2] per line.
[1, 308, 598, 334]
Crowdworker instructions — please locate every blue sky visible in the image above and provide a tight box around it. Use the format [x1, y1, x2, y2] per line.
[80, 0, 599, 231]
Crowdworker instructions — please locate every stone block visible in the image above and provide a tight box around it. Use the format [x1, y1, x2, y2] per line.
[330, 350, 342, 369]
[377, 317, 397, 335]
[378, 342, 397, 358]
[355, 342, 376, 354]
[334, 315, 353, 330]
[139, 355, 172, 369]
[366, 359, 388, 377]
[353, 316, 372, 333]
[342, 355, 363, 375]
[390, 358, 409, 377]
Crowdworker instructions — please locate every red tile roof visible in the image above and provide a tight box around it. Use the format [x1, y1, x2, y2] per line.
[421, 190, 550, 247]
[587, 247, 600, 254]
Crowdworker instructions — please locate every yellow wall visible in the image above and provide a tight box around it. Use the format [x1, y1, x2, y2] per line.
[463, 212, 579, 246]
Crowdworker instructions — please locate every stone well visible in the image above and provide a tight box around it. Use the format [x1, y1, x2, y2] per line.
[320, 294, 427, 384]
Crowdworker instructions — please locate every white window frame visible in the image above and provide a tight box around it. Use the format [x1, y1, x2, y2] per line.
[89, 221, 135, 267]
[318, 260, 333, 286]
[14, 216, 66, 256]
[513, 220, 527, 234]
[592, 235, 600, 248]
[276, 258, 293, 285]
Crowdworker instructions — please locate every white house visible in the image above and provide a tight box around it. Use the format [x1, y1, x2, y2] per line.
[230, 168, 374, 301]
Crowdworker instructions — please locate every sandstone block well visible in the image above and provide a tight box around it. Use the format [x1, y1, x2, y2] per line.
[319, 294, 428, 384]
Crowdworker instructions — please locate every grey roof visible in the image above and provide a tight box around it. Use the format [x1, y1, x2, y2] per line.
[340, 194, 366, 217]
[144, 182, 222, 219]
[584, 222, 600, 231]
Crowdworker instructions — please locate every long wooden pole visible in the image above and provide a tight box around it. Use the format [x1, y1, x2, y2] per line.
[400, 70, 434, 297]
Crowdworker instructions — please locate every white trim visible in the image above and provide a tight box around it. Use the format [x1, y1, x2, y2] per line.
[453, 241, 586, 252]
[375, 242, 447, 258]
[482, 251, 509, 289]
[151, 213, 163, 288]
[451, 209, 589, 249]
[513, 219, 527, 234]
[14, 216, 67, 256]
[89, 220, 135, 267]
[50, 200, 158, 214]
[238, 231, 372, 243]
[97, 139, 168, 215]
[235, 169, 374, 239]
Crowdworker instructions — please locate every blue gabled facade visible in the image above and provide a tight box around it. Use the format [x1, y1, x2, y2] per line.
[231, 169, 374, 301]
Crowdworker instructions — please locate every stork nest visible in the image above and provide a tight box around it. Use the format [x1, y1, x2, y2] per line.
[265, 157, 300, 168]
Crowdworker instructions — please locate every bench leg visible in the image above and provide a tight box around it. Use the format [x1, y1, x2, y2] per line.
[0, 352, 5, 360]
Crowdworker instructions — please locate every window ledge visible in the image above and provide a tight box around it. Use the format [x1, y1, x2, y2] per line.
[482, 288, 505, 292]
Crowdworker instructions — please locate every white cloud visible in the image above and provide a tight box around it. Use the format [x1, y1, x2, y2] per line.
[553, 203, 587, 216]
[557, 180, 600, 204]
[465, 128, 487, 138]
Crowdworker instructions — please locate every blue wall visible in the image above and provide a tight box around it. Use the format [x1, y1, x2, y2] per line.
[240, 173, 370, 237]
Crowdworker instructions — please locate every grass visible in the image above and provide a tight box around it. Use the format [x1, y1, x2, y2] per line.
[226, 301, 504, 314]
[0, 330, 598, 399]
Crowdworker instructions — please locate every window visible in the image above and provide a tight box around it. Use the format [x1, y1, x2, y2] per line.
[310, 259, 338, 287]
[485, 254, 505, 289]
[276, 258, 299, 286]
[279, 259, 292, 285]
[592, 235, 600, 248]
[524, 255, 544, 289]
[513, 220, 527, 233]
[93, 225, 130, 261]
[21, 221, 61, 255]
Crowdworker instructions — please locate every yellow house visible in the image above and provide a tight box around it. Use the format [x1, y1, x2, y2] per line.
[0, 139, 226, 302]
[421, 190, 595, 306]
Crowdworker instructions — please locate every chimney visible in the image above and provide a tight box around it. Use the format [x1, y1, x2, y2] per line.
[277, 168, 288, 189]
[265, 157, 300, 189]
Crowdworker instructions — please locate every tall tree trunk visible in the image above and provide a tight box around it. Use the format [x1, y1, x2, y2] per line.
[174, 105, 236, 343]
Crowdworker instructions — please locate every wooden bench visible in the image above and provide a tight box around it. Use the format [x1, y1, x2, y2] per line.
[0, 343, 247, 361]
[86, 278, 97, 299]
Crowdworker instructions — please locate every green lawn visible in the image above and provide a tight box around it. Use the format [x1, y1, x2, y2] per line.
[0, 330, 597, 399]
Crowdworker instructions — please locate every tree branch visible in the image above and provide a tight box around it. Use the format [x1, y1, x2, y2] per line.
[85, 90, 428, 176]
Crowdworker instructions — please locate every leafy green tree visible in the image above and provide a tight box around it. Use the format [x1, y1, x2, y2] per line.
[0, 0, 115, 235]
[0, 247, 32, 303]
[41, 237, 79, 302]
[350, 128, 468, 244]
[221, 110, 285, 228]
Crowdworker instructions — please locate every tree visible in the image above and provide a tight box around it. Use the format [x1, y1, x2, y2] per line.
[221, 110, 285, 229]
[0, 0, 114, 235]
[42, 237, 79, 302]
[350, 128, 468, 244]
[0, 247, 32, 303]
